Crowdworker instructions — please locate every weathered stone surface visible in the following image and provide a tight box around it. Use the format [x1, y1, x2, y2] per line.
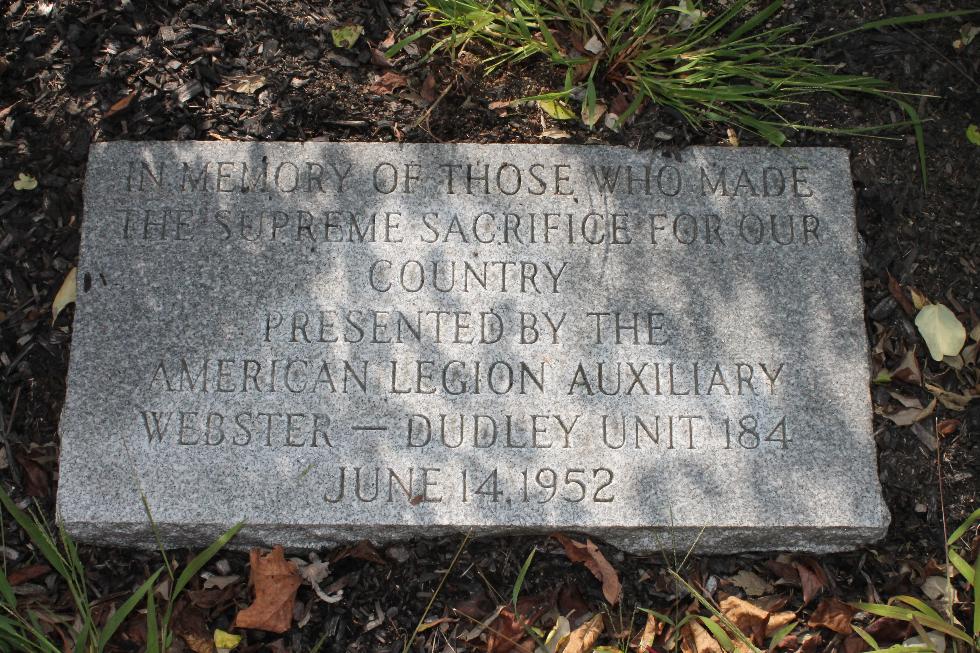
[58, 142, 888, 553]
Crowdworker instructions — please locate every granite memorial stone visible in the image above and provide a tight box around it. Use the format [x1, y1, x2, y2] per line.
[58, 142, 889, 552]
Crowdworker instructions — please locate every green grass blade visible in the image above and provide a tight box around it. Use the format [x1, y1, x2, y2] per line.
[948, 549, 975, 584]
[911, 614, 974, 646]
[698, 615, 736, 652]
[75, 620, 92, 653]
[146, 586, 160, 653]
[97, 567, 163, 652]
[885, 94, 927, 189]
[725, 0, 783, 44]
[511, 548, 535, 609]
[973, 550, 979, 638]
[0, 488, 69, 581]
[0, 568, 16, 609]
[851, 625, 879, 649]
[309, 631, 330, 653]
[892, 596, 945, 623]
[768, 620, 798, 652]
[386, 27, 436, 57]
[172, 521, 243, 598]
[946, 508, 980, 546]
[854, 602, 915, 620]
[638, 607, 676, 628]
[808, 10, 980, 47]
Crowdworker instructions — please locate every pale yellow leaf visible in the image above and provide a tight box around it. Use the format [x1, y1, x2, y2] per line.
[331, 24, 363, 49]
[214, 628, 241, 651]
[537, 99, 576, 120]
[909, 287, 930, 310]
[915, 303, 966, 361]
[13, 172, 37, 191]
[52, 268, 77, 324]
[544, 615, 572, 653]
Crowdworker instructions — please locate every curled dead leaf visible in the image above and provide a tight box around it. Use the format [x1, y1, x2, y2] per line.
[891, 348, 922, 385]
[227, 75, 267, 94]
[887, 274, 915, 316]
[729, 569, 772, 597]
[104, 91, 137, 119]
[562, 614, 603, 653]
[793, 559, 828, 604]
[925, 383, 977, 411]
[233, 546, 302, 634]
[52, 268, 77, 324]
[806, 597, 855, 635]
[173, 601, 216, 653]
[421, 73, 437, 104]
[366, 71, 408, 96]
[882, 397, 936, 426]
[637, 610, 662, 649]
[680, 620, 723, 653]
[551, 533, 621, 605]
[716, 595, 796, 649]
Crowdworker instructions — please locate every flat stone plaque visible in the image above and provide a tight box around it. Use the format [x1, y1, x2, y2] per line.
[58, 141, 888, 553]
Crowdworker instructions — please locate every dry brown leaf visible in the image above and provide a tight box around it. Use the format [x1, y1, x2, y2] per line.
[865, 617, 912, 643]
[486, 607, 532, 653]
[793, 560, 827, 604]
[842, 634, 868, 653]
[562, 614, 603, 653]
[551, 534, 621, 605]
[7, 564, 51, 586]
[891, 347, 922, 384]
[366, 71, 408, 95]
[925, 383, 978, 410]
[766, 611, 797, 636]
[104, 91, 137, 119]
[637, 611, 662, 649]
[729, 570, 772, 597]
[799, 633, 823, 653]
[719, 596, 768, 644]
[937, 419, 960, 435]
[233, 546, 302, 634]
[369, 47, 392, 67]
[887, 273, 915, 316]
[888, 391, 922, 409]
[680, 620, 724, 653]
[910, 287, 930, 310]
[806, 597, 855, 634]
[333, 540, 386, 565]
[883, 398, 936, 425]
[542, 127, 571, 140]
[227, 74, 267, 94]
[421, 73, 437, 103]
[172, 601, 215, 653]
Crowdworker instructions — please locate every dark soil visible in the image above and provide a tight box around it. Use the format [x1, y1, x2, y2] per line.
[0, 1, 977, 652]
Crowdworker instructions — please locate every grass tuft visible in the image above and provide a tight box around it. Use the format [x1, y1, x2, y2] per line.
[0, 484, 242, 652]
[391, 0, 978, 187]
